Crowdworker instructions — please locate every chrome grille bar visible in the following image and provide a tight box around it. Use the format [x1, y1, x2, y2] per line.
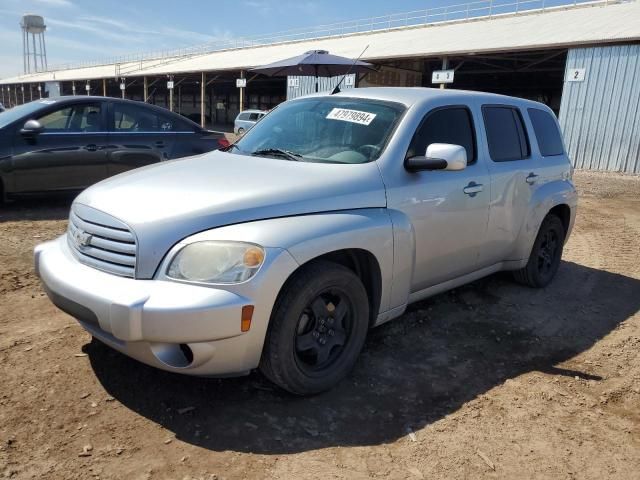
[67, 207, 137, 278]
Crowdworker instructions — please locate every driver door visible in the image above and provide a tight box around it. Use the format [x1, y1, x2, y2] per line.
[386, 106, 491, 292]
[11, 101, 108, 193]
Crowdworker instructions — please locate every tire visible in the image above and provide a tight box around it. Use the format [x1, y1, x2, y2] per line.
[237, 128, 245, 135]
[513, 214, 566, 288]
[260, 260, 369, 395]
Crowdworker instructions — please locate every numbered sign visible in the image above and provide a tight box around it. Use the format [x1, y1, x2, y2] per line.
[432, 69, 455, 84]
[119, 83, 126, 90]
[566, 68, 586, 82]
[85, 84, 90, 91]
[288, 77, 300, 88]
[167, 80, 174, 89]
[236, 78, 247, 88]
[344, 75, 355, 87]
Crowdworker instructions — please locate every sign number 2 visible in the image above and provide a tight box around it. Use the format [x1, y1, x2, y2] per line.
[567, 68, 586, 82]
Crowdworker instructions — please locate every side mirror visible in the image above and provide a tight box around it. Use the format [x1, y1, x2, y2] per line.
[20, 119, 43, 136]
[405, 143, 467, 172]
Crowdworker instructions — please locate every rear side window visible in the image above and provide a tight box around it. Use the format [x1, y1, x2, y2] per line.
[407, 107, 477, 165]
[238, 112, 250, 121]
[113, 103, 192, 132]
[248, 113, 260, 121]
[483, 106, 530, 161]
[528, 108, 564, 156]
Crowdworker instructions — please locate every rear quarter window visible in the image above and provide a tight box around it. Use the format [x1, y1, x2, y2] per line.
[528, 108, 564, 157]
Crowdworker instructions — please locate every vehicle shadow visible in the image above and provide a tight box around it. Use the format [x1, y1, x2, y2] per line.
[85, 261, 640, 454]
[0, 196, 73, 223]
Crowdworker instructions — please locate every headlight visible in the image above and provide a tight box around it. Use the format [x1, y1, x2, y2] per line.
[166, 241, 265, 284]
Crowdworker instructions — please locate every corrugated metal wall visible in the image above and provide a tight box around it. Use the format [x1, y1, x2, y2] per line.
[286, 74, 356, 100]
[559, 45, 640, 174]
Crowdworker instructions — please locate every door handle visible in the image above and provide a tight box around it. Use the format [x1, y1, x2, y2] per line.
[83, 144, 98, 152]
[463, 182, 484, 196]
[526, 172, 539, 185]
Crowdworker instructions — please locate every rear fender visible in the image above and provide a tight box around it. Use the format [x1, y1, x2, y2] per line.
[508, 179, 577, 262]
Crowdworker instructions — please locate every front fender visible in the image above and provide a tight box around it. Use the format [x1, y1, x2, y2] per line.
[167, 208, 396, 317]
[509, 179, 578, 262]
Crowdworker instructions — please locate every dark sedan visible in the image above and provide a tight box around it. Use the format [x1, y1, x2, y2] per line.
[0, 96, 228, 200]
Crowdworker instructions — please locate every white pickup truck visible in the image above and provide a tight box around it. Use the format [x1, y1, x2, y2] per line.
[35, 87, 577, 395]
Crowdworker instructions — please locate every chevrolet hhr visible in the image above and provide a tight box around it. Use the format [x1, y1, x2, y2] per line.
[35, 88, 577, 395]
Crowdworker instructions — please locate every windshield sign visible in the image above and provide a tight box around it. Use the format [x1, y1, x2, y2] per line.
[231, 97, 405, 164]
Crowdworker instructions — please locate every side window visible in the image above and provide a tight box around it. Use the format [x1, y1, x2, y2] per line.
[248, 113, 260, 121]
[527, 108, 564, 157]
[38, 103, 102, 132]
[483, 106, 530, 161]
[407, 107, 477, 164]
[238, 113, 250, 121]
[113, 103, 162, 132]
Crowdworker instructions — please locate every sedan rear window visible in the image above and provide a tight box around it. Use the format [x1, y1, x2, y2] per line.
[233, 97, 405, 164]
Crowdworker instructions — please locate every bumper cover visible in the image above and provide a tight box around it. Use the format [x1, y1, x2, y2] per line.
[35, 236, 297, 376]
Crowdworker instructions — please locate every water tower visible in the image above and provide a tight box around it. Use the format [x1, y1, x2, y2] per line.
[21, 14, 48, 74]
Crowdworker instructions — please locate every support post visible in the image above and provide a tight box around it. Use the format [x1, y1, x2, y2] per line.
[200, 72, 206, 128]
[169, 76, 174, 112]
[103, 78, 107, 97]
[239, 70, 245, 112]
[440, 56, 449, 90]
[143, 76, 148, 103]
[29, 84, 32, 101]
[21, 85, 24, 104]
[72, 80, 76, 96]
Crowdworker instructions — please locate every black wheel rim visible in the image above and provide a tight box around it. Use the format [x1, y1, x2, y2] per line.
[294, 288, 352, 374]
[537, 229, 559, 277]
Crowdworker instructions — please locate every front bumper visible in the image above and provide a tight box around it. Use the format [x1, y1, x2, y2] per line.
[35, 236, 298, 376]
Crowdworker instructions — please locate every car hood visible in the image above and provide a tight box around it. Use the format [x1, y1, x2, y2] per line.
[74, 150, 387, 278]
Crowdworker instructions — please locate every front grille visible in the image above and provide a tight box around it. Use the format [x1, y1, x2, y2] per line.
[67, 207, 137, 278]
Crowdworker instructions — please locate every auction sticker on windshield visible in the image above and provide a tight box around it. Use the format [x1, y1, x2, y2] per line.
[326, 108, 376, 126]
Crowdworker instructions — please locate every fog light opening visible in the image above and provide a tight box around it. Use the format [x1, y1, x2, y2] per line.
[179, 343, 194, 364]
[150, 342, 194, 369]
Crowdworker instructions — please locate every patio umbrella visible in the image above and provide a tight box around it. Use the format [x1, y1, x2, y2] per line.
[249, 49, 376, 92]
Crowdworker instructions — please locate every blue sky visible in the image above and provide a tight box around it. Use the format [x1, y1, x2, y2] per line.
[0, 0, 570, 79]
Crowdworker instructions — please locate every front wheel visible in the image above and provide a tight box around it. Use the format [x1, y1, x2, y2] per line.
[260, 261, 369, 395]
[513, 214, 565, 288]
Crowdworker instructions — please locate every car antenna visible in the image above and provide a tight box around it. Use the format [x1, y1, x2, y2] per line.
[331, 45, 370, 95]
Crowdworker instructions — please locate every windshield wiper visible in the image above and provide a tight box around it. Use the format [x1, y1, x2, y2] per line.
[251, 148, 303, 162]
[221, 143, 241, 153]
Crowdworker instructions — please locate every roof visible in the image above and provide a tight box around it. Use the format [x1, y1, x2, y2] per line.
[2, 0, 639, 85]
[309, 86, 549, 109]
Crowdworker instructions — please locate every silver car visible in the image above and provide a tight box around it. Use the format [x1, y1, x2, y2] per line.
[35, 88, 577, 395]
[233, 109, 267, 134]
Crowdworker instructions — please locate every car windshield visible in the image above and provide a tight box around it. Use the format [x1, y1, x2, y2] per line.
[0, 99, 52, 129]
[232, 97, 405, 164]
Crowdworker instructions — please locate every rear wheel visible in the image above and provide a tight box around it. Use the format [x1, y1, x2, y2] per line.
[237, 127, 245, 135]
[513, 214, 565, 288]
[260, 261, 369, 395]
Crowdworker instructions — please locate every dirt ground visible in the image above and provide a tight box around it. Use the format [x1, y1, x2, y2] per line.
[1, 171, 639, 480]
